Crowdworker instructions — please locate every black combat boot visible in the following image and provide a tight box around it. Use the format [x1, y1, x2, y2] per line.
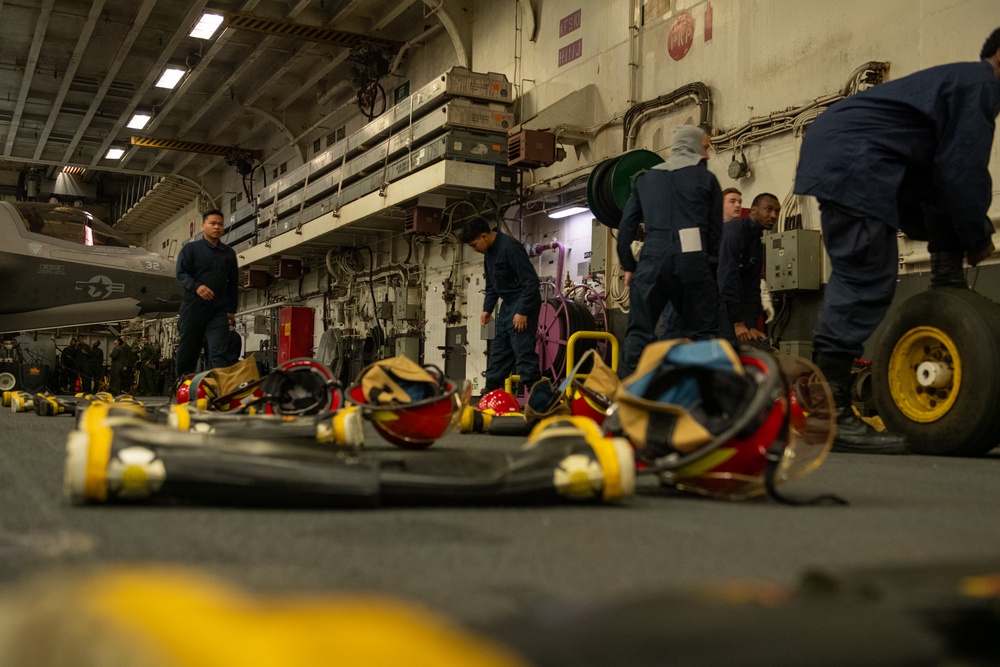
[929, 252, 967, 289]
[815, 352, 910, 455]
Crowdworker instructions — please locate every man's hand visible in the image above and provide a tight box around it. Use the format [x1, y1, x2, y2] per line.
[734, 322, 766, 342]
[624, 271, 633, 289]
[513, 313, 528, 332]
[480, 311, 492, 327]
[968, 240, 996, 267]
[196, 285, 215, 301]
[760, 279, 775, 323]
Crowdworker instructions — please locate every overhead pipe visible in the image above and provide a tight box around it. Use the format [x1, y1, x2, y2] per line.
[622, 82, 713, 151]
[624, 93, 703, 151]
[236, 301, 294, 317]
[316, 79, 355, 109]
[841, 61, 890, 97]
[627, 0, 640, 107]
[532, 240, 566, 286]
[711, 62, 888, 152]
[421, 0, 469, 68]
[389, 23, 445, 74]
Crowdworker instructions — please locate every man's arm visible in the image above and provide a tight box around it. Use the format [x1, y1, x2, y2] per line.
[175, 244, 199, 293]
[506, 242, 541, 320]
[482, 251, 498, 321]
[225, 248, 239, 316]
[705, 176, 724, 262]
[934, 81, 1000, 254]
[616, 184, 645, 274]
[717, 223, 745, 329]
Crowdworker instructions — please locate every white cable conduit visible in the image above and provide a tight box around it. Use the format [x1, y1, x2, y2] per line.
[625, 93, 702, 150]
[421, 0, 469, 68]
[390, 23, 445, 74]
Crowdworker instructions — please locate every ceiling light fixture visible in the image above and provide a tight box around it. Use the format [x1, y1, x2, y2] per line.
[155, 67, 186, 89]
[190, 13, 224, 39]
[547, 205, 590, 219]
[127, 112, 153, 130]
[105, 147, 125, 160]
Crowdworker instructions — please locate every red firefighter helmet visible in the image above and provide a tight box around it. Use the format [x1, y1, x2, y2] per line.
[347, 363, 470, 449]
[260, 358, 342, 416]
[477, 389, 520, 415]
[569, 382, 613, 426]
[174, 375, 193, 405]
[611, 340, 834, 501]
[173, 372, 215, 409]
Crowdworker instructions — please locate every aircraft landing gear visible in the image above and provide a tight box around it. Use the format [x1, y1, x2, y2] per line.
[872, 288, 1000, 456]
[0, 365, 16, 392]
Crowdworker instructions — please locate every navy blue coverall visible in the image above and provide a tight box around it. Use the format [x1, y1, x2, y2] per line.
[483, 232, 542, 393]
[617, 163, 723, 377]
[175, 237, 239, 376]
[795, 61, 1000, 359]
[717, 216, 764, 343]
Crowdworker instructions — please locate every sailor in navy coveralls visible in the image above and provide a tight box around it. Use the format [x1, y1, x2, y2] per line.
[617, 125, 723, 377]
[462, 218, 542, 394]
[794, 29, 1000, 453]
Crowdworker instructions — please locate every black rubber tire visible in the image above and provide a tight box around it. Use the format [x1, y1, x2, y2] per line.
[587, 158, 622, 228]
[871, 288, 1000, 456]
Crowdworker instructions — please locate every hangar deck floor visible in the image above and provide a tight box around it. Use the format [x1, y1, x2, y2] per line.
[1, 406, 999, 662]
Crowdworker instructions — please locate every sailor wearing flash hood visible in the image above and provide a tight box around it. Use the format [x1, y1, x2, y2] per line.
[616, 125, 724, 377]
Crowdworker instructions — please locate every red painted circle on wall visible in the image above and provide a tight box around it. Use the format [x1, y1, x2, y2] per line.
[668, 12, 695, 61]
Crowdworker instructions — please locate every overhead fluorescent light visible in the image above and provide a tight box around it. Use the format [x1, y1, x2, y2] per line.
[155, 67, 186, 89]
[190, 13, 224, 39]
[105, 148, 125, 160]
[547, 205, 590, 219]
[127, 113, 152, 130]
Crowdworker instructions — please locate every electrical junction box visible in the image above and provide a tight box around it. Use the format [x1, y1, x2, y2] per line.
[275, 257, 302, 280]
[508, 130, 560, 168]
[779, 340, 814, 361]
[379, 300, 394, 320]
[243, 268, 269, 290]
[394, 287, 422, 321]
[590, 219, 609, 274]
[404, 206, 443, 234]
[765, 229, 822, 292]
[395, 336, 420, 363]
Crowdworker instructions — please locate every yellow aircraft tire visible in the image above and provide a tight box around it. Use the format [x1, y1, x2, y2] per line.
[872, 288, 1000, 456]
